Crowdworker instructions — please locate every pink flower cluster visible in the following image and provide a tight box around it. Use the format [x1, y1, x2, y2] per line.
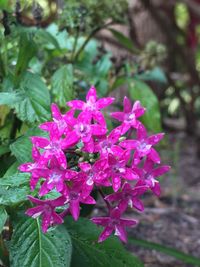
[19, 86, 170, 242]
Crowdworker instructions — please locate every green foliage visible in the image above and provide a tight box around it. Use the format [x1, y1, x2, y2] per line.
[10, 217, 72, 267]
[10, 127, 47, 163]
[0, 207, 7, 234]
[51, 65, 74, 107]
[129, 79, 162, 132]
[66, 217, 143, 267]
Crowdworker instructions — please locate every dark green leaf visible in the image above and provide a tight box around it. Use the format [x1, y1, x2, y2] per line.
[10, 217, 72, 267]
[66, 217, 143, 267]
[0, 206, 7, 234]
[15, 33, 36, 77]
[136, 67, 167, 84]
[13, 72, 51, 123]
[0, 144, 10, 157]
[109, 29, 139, 53]
[51, 65, 74, 107]
[10, 127, 47, 163]
[0, 92, 22, 105]
[129, 238, 200, 267]
[0, 186, 30, 206]
[0, 173, 29, 187]
[129, 79, 162, 132]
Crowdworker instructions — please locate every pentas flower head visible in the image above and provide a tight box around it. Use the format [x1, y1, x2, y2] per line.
[19, 86, 170, 243]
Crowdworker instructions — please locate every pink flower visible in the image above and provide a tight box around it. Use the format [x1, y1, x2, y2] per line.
[106, 151, 139, 192]
[26, 195, 66, 232]
[31, 125, 72, 168]
[111, 97, 145, 134]
[35, 157, 78, 196]
[78, 159, 110, 197]
[18, 147, 47, 190]
[135, 159, 170, 196]
[94, 127, 123, 158]
[39, 103, 73, 136]
[105, 182, 147, 212]
[64, 112, 107, 152]
[91, 207, 137, 242]
[67, 86, 114, 125]
[120, 123, 164, 165]
[65, 183, 96, 221]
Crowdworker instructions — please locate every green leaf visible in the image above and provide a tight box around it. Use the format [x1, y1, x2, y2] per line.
[0, 144, 10, 157]
[0, 173, 29, 187]
[0, 206, 7, 234]
[13, 72, 51, 123]
[129, 79, 162, 132]
[10, 127, 47, 163]
[136, 67, 167, 84]
[0, 186, 30, 206]
[10, 217, 72, 267]
[109, 29, 139, 53]
[129, 238, 200, 267]
[51, 65, 74, 107]
[15, 33, 36, 77]
[66, 217, 143, 267]
[0, 92, 22, 105]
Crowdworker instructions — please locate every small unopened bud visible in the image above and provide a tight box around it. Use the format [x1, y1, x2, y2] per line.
[75, 149, 82, 154]
[89, 153, 94, 158]
[119, 136, 126, 142]
[78, 157, 84, 163]
[89, 158, 95, 163]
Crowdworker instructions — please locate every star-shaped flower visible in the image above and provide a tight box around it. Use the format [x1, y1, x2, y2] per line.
[91, 207, 137, 242]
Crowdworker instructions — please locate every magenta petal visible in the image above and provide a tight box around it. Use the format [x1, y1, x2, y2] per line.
[32, 147, 40, 161]
[93, 111, 106, 126]
[110, 112, 124, 122]
[97, 97, 115, 109]
[120, 140, 139, 149]
[132, 198, 144, 211]
[55, 150, 67, 169]
[67, 100, 85, 110]
[125, 168, 139, 180]
[148, 148, 161, 164]
[80, 163, 92, 173]
[31, 137, 49, 148]
[28, 195, 45, 205]
[147, 133, 164, 145]
[70, 200, 80, 221]
[91, 217, 110, 226]
[152, 182, 161, 196]
[41, 213, 51, 233]
[51, 103, 62, 120]
[82, 195, 96, 205]
[39, 122, 54, 132]
[143, 158, 154, 172]
[98, 226, 113, 243]
[39, 181, 49, 196]
[105, 192, 121, 202]
[92, 125, 107, 136]
[25, 206, 43, 218]
[86, 86, 97, 102]
[18, 163, 33, 172]
[120, 218, 138, 227]
[123, 96, 132, 113]
[112, 175, 121, 192]
[52, 212, 63, 225]
[151, 165, 170, 177]
[137, 123, 147, 140]
[115, 225, 127, 243]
